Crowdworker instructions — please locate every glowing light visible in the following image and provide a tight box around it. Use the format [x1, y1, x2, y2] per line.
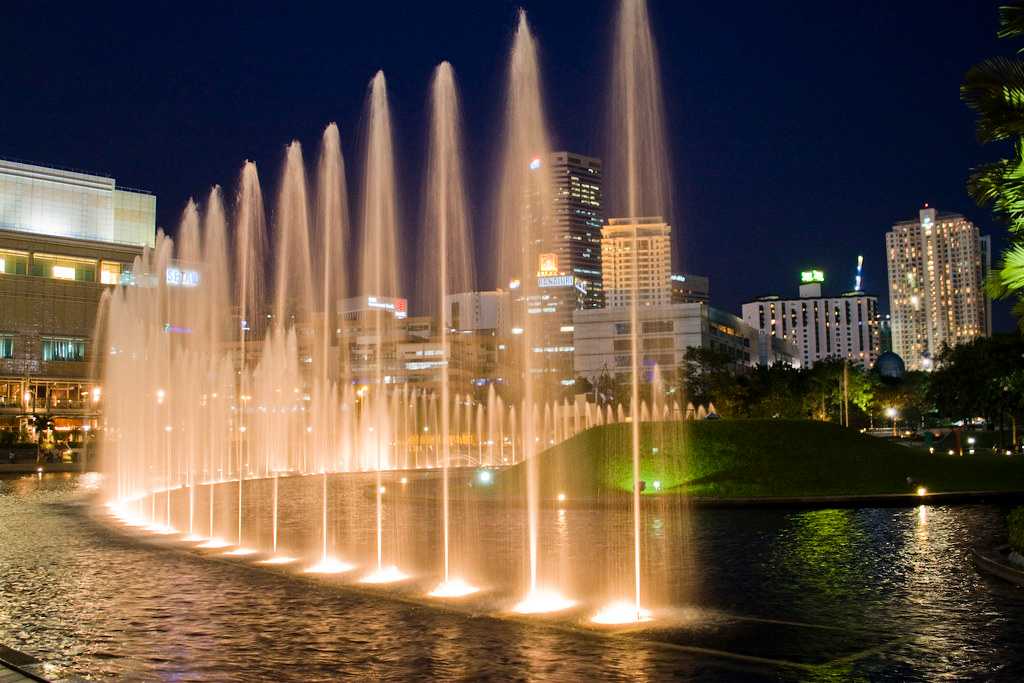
[144, 523, 177, 535]
[511, 588, 576, 614]
[359, 565, 410, 584]
[557, 493, 566, 502]
[224, 547, 257, 556]
[304, 557, 355, 574]
[529, 157, 542, 170]
[258, 556, 297, 565]
[967, 437, 976, 445]
[477, 469, 493, 485]
[91, 387, 101, 402]
[916, 486, 927, 496]
[156, 388, 166, 404]
[182, 534, 206, 542]
[428, 577, 480, 598]
[400, 477, 408, 485]
[52, 265, 76, 280]
[652, 480, 662, 491]
[378, 485, 387, 494]
[197, 537, 231, 549]
[591, 601, 654, 625]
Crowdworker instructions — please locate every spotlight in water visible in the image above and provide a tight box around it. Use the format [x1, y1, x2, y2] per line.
[359, 565, 410, 584]
[197, 537, 231, 549]
[590, 601, 654, 625]
[224, 547, 257, 556]
[512, 588, 576, 614]
[304, 557, 355, 574]
[258, 556, 297, 565]
[428, 577, 480, 598]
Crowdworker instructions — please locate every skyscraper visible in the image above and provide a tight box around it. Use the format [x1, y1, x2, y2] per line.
[548, 152, 603, 308]
[886, 206, 991, 371]
[600, 217, 672, 308]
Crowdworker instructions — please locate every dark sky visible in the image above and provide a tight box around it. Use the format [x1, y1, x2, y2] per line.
[2, 1, 1015, 330]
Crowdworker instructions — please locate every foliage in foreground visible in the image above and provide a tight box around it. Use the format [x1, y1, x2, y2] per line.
[1009, 507, 1024, 553]
[963, 2, 1024, 329]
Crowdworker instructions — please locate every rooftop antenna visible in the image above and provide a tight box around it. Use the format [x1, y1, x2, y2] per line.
[853, 255, 864, 291]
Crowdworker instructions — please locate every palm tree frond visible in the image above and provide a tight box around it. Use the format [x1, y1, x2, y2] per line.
[999, 4, 1024, 40]
[962, 57, 1024, 142]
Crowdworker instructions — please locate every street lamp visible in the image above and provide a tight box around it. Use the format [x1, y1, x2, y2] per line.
[886, 407, 898, 438]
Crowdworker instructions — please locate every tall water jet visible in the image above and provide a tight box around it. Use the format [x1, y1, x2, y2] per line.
[423, 61, 477, 598]
[497, 10, 571, 613]
[358, 71, 406, 583]
[273, 142, 316, 326]
[233, 162, 267, 551]
[598, 0, 672, 624]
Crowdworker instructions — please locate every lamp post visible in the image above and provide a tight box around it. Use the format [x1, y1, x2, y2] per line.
[886, 407, 898, 438]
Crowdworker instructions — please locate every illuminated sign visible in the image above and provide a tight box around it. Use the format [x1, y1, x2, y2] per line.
[800, 269, 824, 284]
[166, 267, 200, 287]
[538, 253, 559, 276]
[366, 296, 407, 319]
[538, 275, 574, 288]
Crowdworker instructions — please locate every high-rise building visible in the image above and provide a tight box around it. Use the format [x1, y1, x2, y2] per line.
[0, 158, 156, 438]
[741, 269, 880, 369]
[600, 216, 672, 309]
[548, 152, 603, 308]
[886, 206, 991, 370]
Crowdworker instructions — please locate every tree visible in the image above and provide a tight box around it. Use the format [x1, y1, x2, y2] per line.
[927, 335, 1024, 438]
[679, 347, 739, 413]
[963, 3, 1024, 329]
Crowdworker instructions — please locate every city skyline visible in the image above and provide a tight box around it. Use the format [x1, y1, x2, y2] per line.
[1, 1, 1016, 331]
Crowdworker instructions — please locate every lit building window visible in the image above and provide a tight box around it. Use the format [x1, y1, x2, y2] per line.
[42, 337, 86, 362]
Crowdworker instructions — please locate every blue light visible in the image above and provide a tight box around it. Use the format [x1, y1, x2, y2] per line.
[477, 469, 494, 485]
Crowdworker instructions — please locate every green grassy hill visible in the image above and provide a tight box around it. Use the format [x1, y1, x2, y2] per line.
[492, 420, 1024, 499]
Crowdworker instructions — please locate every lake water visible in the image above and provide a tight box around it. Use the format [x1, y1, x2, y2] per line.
[2, 472, 1024, 681]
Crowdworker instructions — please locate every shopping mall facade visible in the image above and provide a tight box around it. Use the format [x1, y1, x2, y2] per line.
[0, 158, 155, 441]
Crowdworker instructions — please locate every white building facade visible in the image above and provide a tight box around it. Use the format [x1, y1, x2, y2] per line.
[742, 279, 880, 369]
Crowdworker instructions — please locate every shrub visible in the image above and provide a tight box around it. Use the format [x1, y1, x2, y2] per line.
[1009, 507, 1024, 554]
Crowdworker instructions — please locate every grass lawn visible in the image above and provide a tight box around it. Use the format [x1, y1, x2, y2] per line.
[492, 420, 1024, 500]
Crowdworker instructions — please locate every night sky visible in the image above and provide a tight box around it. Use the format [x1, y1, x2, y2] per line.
[3, 1, 1015, 330]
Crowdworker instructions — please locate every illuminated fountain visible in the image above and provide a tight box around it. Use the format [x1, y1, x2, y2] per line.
[423, 61, 480, 599]
[99, 0, 683, 627]
[593, 0, 672, 624]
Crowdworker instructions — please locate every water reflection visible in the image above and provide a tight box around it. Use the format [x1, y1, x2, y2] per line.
[4, 475, 1024, 680]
